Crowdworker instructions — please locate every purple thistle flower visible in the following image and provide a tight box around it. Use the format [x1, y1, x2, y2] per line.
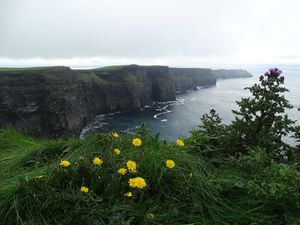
[264, 67, 283, 80]
[268, 67, 281, 78]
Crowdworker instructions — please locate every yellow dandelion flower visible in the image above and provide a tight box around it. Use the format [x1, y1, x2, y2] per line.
[80, 186, 89, 193]
[128, 178, 137, 188]
[124, 192, 133, 197]
[126, 160, 137, 172]
[166, 160, 176, 169]
[114, 148, 121, 155]
[132, 138, 142, 147]
[60, 160, 71, 167]
[135, 177, 147, 189]
[129, 177, 147, 189]
[93, 157, 103, 165]
[176, 139, 185, 147]
[112, 132, 119, 138]
[118, 168, 127, 175]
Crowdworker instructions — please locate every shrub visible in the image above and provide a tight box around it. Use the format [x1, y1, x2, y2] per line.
[192, 68, 297, 161]
[231, 68, 295, 157]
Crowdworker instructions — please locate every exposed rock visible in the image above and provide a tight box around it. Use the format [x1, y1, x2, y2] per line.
[170, 68, 216, 92]
[0, 65, 252, 137]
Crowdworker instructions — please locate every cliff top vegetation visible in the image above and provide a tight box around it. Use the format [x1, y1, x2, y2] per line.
[1, 68, 298, 225]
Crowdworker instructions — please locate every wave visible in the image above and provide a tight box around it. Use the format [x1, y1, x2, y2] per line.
[153, 110, 172, 119]
[153, 97, 186, 120]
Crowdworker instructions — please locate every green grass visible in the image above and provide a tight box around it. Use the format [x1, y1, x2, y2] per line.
[0, 66, 68, 72]
[76, 71, 110, 84]
[0, 129, 300, 225]
[89, 65, 131, 72]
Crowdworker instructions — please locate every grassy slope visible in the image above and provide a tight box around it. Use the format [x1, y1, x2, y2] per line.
[0, 129, 211, 224]
[89, 65, 130, 72]
[0, 129, 225, 225]
[1, 129, 300, 225]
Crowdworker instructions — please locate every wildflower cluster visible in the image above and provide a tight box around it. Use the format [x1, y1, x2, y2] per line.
[56, 134, 183, 199]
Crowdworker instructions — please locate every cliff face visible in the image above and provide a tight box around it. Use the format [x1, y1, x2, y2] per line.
[0, 65, 251, 137]
[0, 67, 84, 137]
[86, 65, 175, 107]
[170, 68, 216, 92]
[213, 69, 252, 79]
[0, 65, 175, 137]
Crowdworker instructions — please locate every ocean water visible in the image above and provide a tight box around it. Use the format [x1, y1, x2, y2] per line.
[82, 66, 300, 141]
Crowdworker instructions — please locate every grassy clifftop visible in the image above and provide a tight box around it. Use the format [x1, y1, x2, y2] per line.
[0, 126, 300, 225]
[0, 129, 214, 224]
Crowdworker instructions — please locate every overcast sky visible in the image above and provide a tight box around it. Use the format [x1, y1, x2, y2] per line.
[1, 0, 300, 68]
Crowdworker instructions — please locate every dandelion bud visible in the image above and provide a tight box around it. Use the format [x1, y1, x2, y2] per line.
[147, 213, 155, 220]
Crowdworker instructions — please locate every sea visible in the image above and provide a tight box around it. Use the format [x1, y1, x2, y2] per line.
[81, 65, 300, 142]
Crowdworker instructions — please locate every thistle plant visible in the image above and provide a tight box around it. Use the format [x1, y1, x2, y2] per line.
[231, 68, 295, 158]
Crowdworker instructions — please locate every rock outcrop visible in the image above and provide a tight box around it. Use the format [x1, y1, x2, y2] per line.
[0, 65, 251, 137]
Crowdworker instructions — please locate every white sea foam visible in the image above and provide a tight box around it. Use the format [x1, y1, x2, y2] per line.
[153, 103, 172, 119]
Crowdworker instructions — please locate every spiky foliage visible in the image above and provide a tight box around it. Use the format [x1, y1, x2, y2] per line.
[193, 68, 297, 160]
[230, 68, 295, 157]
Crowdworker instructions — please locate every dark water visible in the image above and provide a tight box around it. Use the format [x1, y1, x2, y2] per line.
[81, 66, 300, 141]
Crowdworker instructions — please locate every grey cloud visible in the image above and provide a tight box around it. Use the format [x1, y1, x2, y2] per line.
[0, 0, 300, 66]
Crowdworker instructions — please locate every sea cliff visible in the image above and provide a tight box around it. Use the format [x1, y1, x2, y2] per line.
[0, 65, 251, 137]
